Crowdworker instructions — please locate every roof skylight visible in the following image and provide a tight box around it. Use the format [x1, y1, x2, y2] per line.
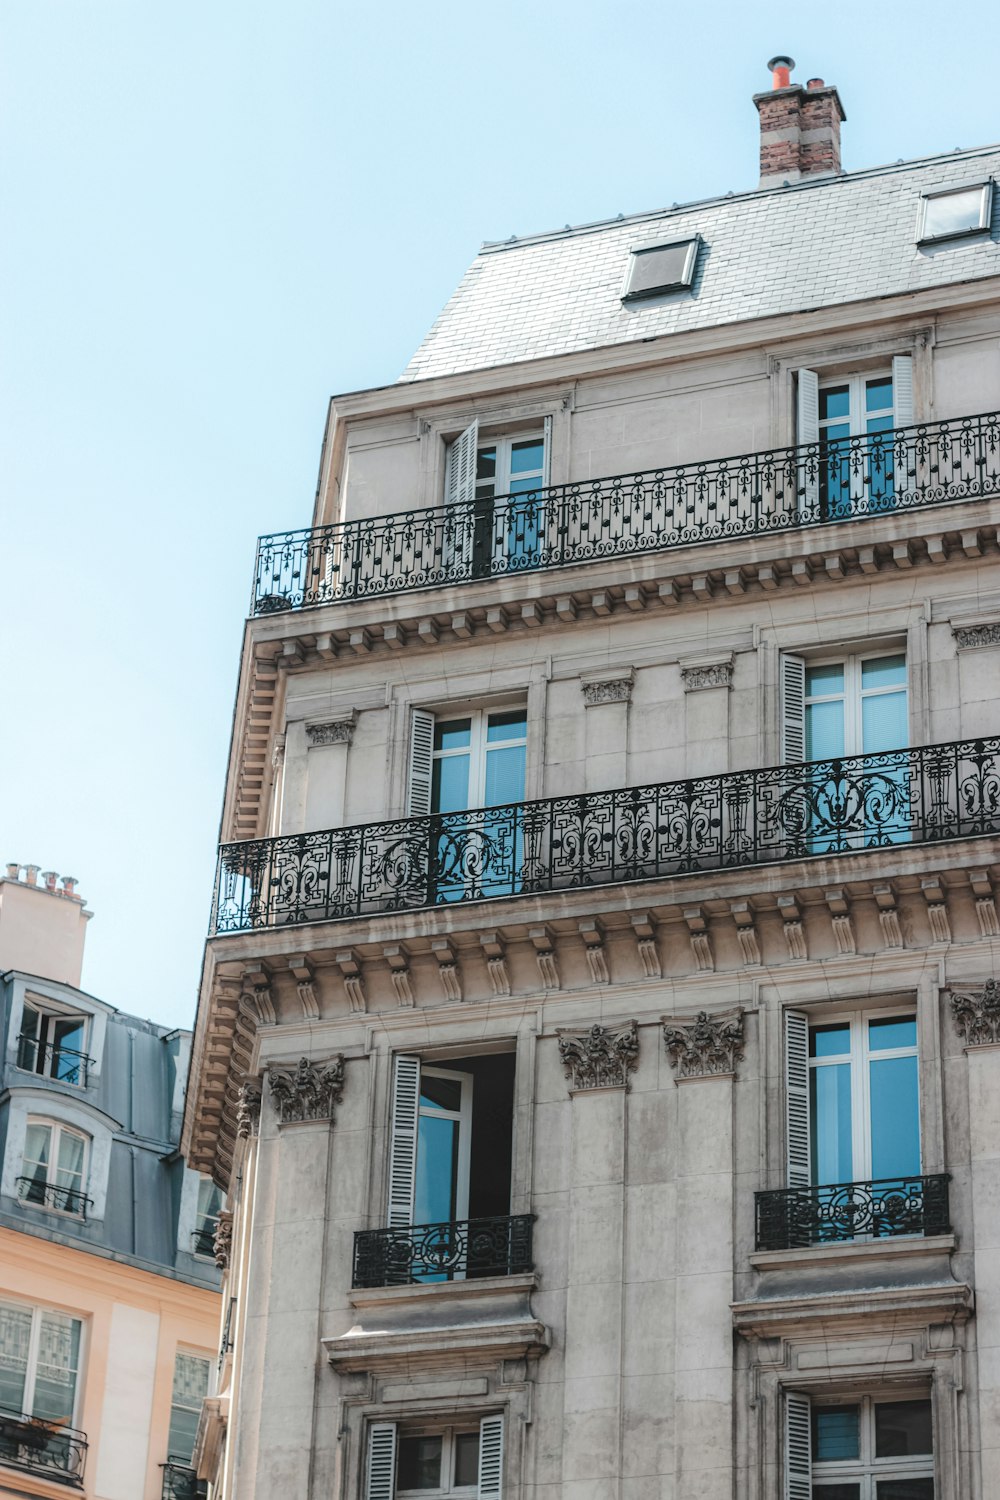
[918, 182, 993, 243]
[622, 237, 700, 302]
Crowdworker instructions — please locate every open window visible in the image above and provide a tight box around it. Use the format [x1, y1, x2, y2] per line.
[785, 1390, 934, 1498]
[192, 1178, 224, 1260]
[365, 1414, 504, 1500]
[0, 1300, 85, 1482]
[796, 357, 913, 520]
[443, 419, 551, 577]
[16, 1001, 91, 1087]
[18, 1119, 90, 1218]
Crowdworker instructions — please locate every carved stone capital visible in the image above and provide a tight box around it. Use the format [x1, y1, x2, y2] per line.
[558, 1020, 639, 1093]
[663, 1009, 745, 1079]
[679, 655, 734, 692]
[213, 1210, 233, 1270]
[952, 621, 1000, 650]
[950, 978, 1000, 1047]
[305, 712, 358, 747]
[580, 669, 634, 706]
[268, 1056, 345, 1125]
[235, 1078, 262, 1140]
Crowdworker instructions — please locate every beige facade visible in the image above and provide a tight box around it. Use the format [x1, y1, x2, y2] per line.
[186, 73, 1000, 1500]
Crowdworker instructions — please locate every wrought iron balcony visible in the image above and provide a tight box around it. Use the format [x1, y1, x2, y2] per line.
[211, 736, 1000, 934]
[0, 1406, 87, 1485]
[353, 1213, 535, 1288]
[755, 1173, 951, 1251]
[191, 1223, 218, 1258]
[16, 1176, 92, 1218]
[16, 1035, 93, 1087]
[161, 1460, 208, 1500]
[251, 410, 1000, 614]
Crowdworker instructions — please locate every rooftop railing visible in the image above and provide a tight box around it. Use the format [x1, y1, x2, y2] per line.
[755, 1173, 951, 1251]
[211, 735, 1000, 935]
[251, 410, 1000, 615]
[0, 1406, 87, 1486]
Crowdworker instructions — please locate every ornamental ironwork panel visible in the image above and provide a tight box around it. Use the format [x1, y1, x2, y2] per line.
[352, 1213, 535, 1288]
[250, 410, 1000, 614]
[754, 1173, 951, 1251]
[15, 1036, 93, 1087]
[161, 1461, 208, 1500]
[0, 1406, 88, 1485]
[15, 1177, 92, 1219]
[210, 737, 1000, 935]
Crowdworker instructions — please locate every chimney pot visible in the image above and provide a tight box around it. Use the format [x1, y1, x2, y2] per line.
[767, 54, 795, 90]
[807, 77, 825, 90]
[42, 871, 58, 892]
[23, 865, 39, 887]
[5, 863, 20, 880]
[61, 877, 79, 898]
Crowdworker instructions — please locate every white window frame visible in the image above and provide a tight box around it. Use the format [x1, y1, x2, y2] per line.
[430, 707, 528, 814]
[807, 1006, 920, 1186]
[474, 430, 547, 501]
[918, 180, 993, 243]
[167, 1348, 212, 1463]
[16, 999, 90, 1087]
[0, 1297, 84, 1426]
[809, 1392, 935, 1496]
[396, 1424, 481, 1498]
[818, 370, 895, 440]
[364, 1413, 504, 1500]
[802, 649, 909, 758]
[19, 1118, 90, 1217]
[192, 1177, 223, 1260]
[414, 1067, 474, 1228]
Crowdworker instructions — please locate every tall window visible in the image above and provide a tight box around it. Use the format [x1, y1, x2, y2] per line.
[19, 1120, 89, 1217]
[167, 1352, 210, 1464]
[786, 1392, 935, 1498]
[804, 654, 908, 761]
[0, 1301, 83, 1477]
[430, 710, 527, 816]
[17, 1003, 90, 1087]
[192, 1179, 223, 1259]
[808, 1012, 920, 1188]
[796, 356, 913, 521]
[365, 1414, 503, 1500]
[444, 420, 550, 576]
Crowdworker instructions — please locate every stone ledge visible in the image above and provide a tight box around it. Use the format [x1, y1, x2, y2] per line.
[732, 1280, 973, 1339]
[322, 1317, 550, 1375]
[749, 1232, 957, 1274]
[347, 1270, 538, 1313]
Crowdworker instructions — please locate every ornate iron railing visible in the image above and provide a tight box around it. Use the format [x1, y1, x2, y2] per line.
[191, 1223, 218, 1258]
[0, 1406, 87, 1485]
[16, 1035, 93, 1087]
[161, 1460, 208, 1500]
[353, 1214, 535, 1288]
[211, 736, 1000, 934]
[755, 1173, 951, 1250]
[16, 1177, 91, 1218]
[251, 410, 1000, 613]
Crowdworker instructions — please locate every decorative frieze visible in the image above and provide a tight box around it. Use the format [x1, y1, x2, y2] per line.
[305, 713, 357, 746]
[952, 621, 1000, 650]
[663, 1009, 745, 1079]
[235, 1078, 262, 1140]
[950, 978, 1000, 1047]
[558, 1020, 639, 1093]
[268, 1056, 346, 1125]
[213, 1210, 233, 1270]
[580, 669, 634, 706]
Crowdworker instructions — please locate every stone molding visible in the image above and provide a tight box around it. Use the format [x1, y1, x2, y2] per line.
[950, 977, 1000, 1047]
[662, 1008, 745, 1079]
[558, 1020, 639, 1093]
[952, 621, 1000, 650]
[305, 712, 358, 746]
[212, 1210, 233, 1270]
[580, 669, 634, 706]
[679, 655, 734, 691]
[268, 1056, 345, 1124]
[235, 1078, 262, 1140]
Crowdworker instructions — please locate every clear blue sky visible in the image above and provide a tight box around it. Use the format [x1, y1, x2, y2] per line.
[2, 0, 997, 1029]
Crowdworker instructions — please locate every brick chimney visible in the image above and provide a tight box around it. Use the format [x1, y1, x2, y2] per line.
[754, 57, 846, 189]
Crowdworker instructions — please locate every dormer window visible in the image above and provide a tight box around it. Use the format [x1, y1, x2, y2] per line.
[17, 1001, 91, 1087]
[621, 237, 700, 301]
[18, 1119, 91, 1218]
[918, 181, 993, 242]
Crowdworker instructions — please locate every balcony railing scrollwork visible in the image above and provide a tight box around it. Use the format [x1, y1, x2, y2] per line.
[755, 1173, 951, 1250]
[352, 1213, 535, 1288]
[161, 1460, 208, 1500]
[15, 1036, 94, 1087]
[0, 1406, 87, 1485]
[16, 1177, 92, 1218]
[251, 410, 1000, 614]
[211, 736, 1000, 934]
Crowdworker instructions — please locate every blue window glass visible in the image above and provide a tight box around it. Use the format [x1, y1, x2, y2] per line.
[811, 1063, 853, 1184]
[868, 1017, 917, 1052]
[870, 1055, 920, 1179]
[813, 1406, 861, 1461]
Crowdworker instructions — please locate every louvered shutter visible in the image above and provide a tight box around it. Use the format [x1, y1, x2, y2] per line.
[365, 1422, 397, 1500]
[387, 1054, 420, 1229]
[781, 655, 807, 765]
[796, 369, 820, 516]
[477, 1413, 504, 1499]
[784, 1391, 812, 1500]
[406, 709, 435, 817]
[445, 419, 479, 508]
[785, 1011, 811, 1190]
[891, 354, 914, 429]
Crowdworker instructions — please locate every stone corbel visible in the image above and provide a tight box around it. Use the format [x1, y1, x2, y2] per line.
[480, 932, 511, 997]
[271, 733, 286, 771]
[920, 878, 952, 944]
[824, 889, 857, 955]
[241, 964, 276, 1026]
[288, 955, 320, 1020]
[235, 1077, 262, 1140]
[729, 901, 761, 966]
[529, 927, 560, 990]
[579, 668, 634, 707]
[305, 711, 358, 746]
[683, 907, 714, 972]
[268, 1055, 345, 1125]
[334, 949, 366, 1013]
[873, 884, 903, 949]
[212, 1210, 233, 1270]
[431, 939, 463, 1002]
[969, 871, 999, 937]
[578, 919, 609, 984]
[777, 895, 807, 960]
[384, 945, 414, 1008]
[558, 1020, 639, 1093]
[950, 977, 1000, 1047]
[630, 912, 662, 979]
[662, 1008, 745, 1080]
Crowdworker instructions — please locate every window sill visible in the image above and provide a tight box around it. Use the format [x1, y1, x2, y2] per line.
[750, 1233, 956, 1274]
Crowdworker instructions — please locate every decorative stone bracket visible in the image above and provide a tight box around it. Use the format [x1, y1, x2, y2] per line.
[950, 978, 1000, 1047]
[235, 1078, 262, 1140]
[268, 1056, 345, 1124]
[212, 1210, 233, 1270]
[662, 1009, 745, 1079]
[558, 1020, 639, 1093]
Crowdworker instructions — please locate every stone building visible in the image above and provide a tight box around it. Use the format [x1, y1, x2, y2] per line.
[0, 864, 221, 1499]
[184, 60, 1000, 1500]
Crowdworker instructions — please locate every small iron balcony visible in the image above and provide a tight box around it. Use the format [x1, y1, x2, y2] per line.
[161, 1460, 208, 1500]
[352, 1214, 535, 1288]
[0, 1406, 88, 1486]
[16, 1035, 94, 1087]
[16, 1177, 92, 1219]
[211, 736, 1000, 935]
[755, 1173, 951, 1251]
[191, 1224, 218, 1258]
[251, 410, 1000, 614]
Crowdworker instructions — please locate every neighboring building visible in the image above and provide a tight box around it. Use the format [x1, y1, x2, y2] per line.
[184, 59, 1000, 1500]
[0, 863, 222, 1500]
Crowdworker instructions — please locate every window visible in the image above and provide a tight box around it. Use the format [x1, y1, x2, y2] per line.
[443, 420, 550, 576]
[796, 357, 913, 520]
[0, 1300, 83, 1478]
[365, 1414, 503, 1500]
[18, 1120, 90, 1217]
[786, 1391, 934, 1498]
[801, 654, 908, 762]
[17, 1002, 90, 1087]
[919, 181, 992, 242]
[622, 237, 700, 301]
[192, 1179, 223, 1259]
[167, 1352, 210, 1464]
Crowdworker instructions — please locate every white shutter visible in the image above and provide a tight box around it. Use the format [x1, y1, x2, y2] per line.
[781, 655, 807, 765]
[541, 414, 552, 487]
[406, 709, 435, 817]
[892, 354, 914, 429]
[477, 1413, 505, 1499]
[365, 1422, 397, 1500]
[784, 1391, 812, 1500]
[387, 1054, 420, 1229]
[796, 368, 820, 515]
[445, 419, 479, 508]
[785, 1011, 811, 1190]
